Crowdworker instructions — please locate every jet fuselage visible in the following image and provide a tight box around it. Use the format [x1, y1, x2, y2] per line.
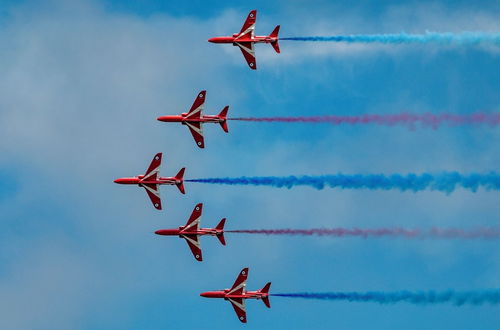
[155, 227, 223, 237]
[157, 113, 225, 124]
[113, 176, 180, 186]
[200, 289, 268, 300]
[208, 34, 277, 44]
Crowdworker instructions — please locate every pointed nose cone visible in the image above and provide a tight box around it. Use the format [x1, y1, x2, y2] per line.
[199, 291, 222, 298]
[114, 178, 131, 184]
[114, 177, 139, 184]
[154, 230, 162, 235]
[208, 37, 216, 43]
[157, 115, 172, 122]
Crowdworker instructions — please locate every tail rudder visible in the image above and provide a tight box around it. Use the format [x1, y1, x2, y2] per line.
[175, 168, 186, 194]
[218, 106, 229, 133]
[260, 282, 272, 308]
[270, 25, 280, 53]
[216, 218, 226, 245]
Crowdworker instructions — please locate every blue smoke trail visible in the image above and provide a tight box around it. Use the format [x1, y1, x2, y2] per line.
[186, 172, 500, 193]
[280, 32, 500, 45]
[272, 290, 500, 306]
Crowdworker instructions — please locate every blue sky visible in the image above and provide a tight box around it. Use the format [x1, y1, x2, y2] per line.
[0, 0, 499, 329]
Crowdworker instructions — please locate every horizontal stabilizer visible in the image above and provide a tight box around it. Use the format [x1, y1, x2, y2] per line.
[260, 282, 271, 294]
[262, 296, 271, 308]
[271, 40, 280, 53]
[175, 168, 186, 194]
[219, 106, 229, 132]
[216, 218, 226, 231]
[216, 218, 226, 245]
[177, 182, 185, 194]
[218, 105, 229, 119]
[220, 121, 229, 133]
[270, 26, 280, 53]
[217, 233, 226, 246]
[269, 25, 280, 38]
[260, 282, 272, 308]
[175, 167, 185, 180]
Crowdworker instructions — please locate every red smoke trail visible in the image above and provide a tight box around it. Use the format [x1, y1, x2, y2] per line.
[227, 228, 500, 239]
[229, 113, 500, 128]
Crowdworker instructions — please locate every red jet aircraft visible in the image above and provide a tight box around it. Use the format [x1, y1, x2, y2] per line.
[200, 268, 271, 323]
[154, 203, 226, 261]
[113, 153, 185, 210]
[208, 10, 280, 70]
[157, 90, 228, 148]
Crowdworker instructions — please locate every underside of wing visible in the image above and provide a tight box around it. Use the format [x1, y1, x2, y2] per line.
[182, 203, 202, 231]
[186, 91, 205, 119]
[185, 122, 205, 148]
[236, 42, 256, 70]
[142, 184, 162, 210]
[144, 153, 162, 181]
[182, 235, 202, 261]
[229, 268, 248, 295]
[237, 10, 256, 40]
[228, 298, 247, 323]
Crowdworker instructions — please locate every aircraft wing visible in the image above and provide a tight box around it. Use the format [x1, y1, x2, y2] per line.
[182, 234, 203, 261]
[236, 42, 256, 70]
[182, 203, 202, 231]
[228, 268, 248, 295]
[186, 90, 205, 119]
[237, 10, 256, 39]
[228, 297, 247, 323]
[143, 153, 162, 181]
[142, 183, 162, 210]
[185, 122, 205, 148]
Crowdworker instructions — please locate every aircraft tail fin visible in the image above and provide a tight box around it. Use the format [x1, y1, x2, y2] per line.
[260, 282, 272, 308]
[270, 25, 280, 53]
[175, 167, 186, 194]
[215, 218, 226, 245]
[218, 106, 229, 133]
